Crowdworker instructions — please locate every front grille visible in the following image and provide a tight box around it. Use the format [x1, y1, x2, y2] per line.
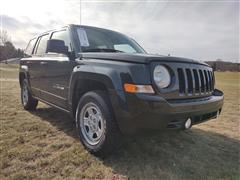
[177, 68, 214, 96]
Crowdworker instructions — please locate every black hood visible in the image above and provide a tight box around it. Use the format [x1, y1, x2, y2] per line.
[81, 53, 209, 66]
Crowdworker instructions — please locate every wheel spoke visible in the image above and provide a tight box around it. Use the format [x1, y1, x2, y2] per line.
[83, 122, 90, 128]
[88, 108, 95, 116]
[96, 114, 102, 123]
[83, 117, 89, 124]
[87, 130, 94, 140]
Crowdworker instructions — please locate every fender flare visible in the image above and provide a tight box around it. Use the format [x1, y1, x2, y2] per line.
[19, 65, 34, 94]
[68, 64, 128, 115]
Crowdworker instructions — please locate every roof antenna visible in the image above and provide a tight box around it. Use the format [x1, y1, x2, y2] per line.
[80, 0, 82, 25]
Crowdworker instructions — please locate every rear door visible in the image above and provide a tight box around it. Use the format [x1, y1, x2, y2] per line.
[28, 33, 51, 97]
[21, 38, 37, 95]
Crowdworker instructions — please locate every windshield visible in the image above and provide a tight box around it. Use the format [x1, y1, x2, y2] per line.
[75, 26, 146, 53]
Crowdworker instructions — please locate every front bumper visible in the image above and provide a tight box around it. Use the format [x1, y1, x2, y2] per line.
[111, 89, 224, 134]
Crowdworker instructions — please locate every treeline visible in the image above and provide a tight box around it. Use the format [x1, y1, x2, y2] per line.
[0, 41, 24, 61]
[205, 60, 240, 72]
[0, 30, 24, 61]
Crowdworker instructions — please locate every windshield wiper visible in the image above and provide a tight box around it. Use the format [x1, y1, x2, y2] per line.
[83, 48, 124, 53]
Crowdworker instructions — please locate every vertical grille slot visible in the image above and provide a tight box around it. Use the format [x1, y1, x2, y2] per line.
[193, 69, 200, 93]
[199, 70, 205, 93]
[186, 69, 193, 94]
[212, 71, 215, 89]
[204, 70, 209, 92]
[207, 71, 212, 91]
[211, 71, 214, 90]
[177, 68, 185, 94]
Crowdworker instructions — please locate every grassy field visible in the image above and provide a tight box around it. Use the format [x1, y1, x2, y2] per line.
[0, 63, 239, 179]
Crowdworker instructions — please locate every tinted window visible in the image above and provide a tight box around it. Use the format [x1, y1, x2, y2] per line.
[51, 30, 71, 51]
[25, 38, 36, 55]
[35, 34, 50, 55]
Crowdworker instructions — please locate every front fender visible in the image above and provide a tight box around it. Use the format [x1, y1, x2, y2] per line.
[68, 63, 127, 109]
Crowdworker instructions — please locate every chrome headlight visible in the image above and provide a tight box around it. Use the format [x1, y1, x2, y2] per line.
[153, 65, 171, 88]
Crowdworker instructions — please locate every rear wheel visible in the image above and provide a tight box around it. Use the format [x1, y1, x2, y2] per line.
[75, 91, 121, 156]
[21, 79, 38, 110]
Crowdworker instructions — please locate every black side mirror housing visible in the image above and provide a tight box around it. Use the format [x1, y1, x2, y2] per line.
[46, 39, 68, 55]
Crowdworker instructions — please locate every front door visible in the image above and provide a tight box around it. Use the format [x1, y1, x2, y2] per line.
[41, 56, 75, 109]
[40, 29, 76, 110]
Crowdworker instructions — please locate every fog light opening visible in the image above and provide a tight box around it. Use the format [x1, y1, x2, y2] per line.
[185, 118, 192, 129]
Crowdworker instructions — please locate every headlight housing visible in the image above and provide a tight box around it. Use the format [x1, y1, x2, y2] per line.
[153, 65, 171, 88]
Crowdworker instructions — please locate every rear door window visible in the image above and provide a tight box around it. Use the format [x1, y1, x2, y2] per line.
[25, 38, 36, 56]
[51, 30, 71, 51]
[35, 34, 50, 55]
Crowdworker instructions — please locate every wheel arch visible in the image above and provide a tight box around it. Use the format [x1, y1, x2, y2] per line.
[69, 71, 119, 116]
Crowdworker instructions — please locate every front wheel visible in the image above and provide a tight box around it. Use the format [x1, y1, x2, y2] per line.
[75, 91, 121, 156]
[21, 79, 38, 110]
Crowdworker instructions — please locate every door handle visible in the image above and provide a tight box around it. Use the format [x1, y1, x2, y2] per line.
[40, 61, 48, 65]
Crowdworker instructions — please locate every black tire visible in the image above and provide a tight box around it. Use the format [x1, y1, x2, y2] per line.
[75, 91, 121, 156]
[21, 79, 38, 110]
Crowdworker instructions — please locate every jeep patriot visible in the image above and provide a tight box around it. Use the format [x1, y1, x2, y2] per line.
[19, 24, 224, 155]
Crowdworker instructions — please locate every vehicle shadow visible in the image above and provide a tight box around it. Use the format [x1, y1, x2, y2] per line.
[30, 106, 239, 180]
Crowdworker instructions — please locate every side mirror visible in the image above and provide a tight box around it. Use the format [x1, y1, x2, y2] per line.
[46, 39, 68, 55]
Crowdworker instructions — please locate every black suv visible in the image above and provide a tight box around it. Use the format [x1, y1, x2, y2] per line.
[19, 24, 224, 155]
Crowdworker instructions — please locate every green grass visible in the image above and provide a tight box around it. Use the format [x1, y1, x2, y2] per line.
[0, 64, 239, 179]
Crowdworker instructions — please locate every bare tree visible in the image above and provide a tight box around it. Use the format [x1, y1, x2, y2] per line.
[0, 30, 11, 45]
[0, 30, 24, 61]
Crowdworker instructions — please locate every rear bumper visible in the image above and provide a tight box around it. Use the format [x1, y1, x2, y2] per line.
[111, 89, 224, 134]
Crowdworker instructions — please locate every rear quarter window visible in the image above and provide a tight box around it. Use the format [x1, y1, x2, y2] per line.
[25, 38, 36, 56]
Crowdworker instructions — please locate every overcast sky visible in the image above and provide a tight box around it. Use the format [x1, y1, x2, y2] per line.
[1, 0, 239, 62]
